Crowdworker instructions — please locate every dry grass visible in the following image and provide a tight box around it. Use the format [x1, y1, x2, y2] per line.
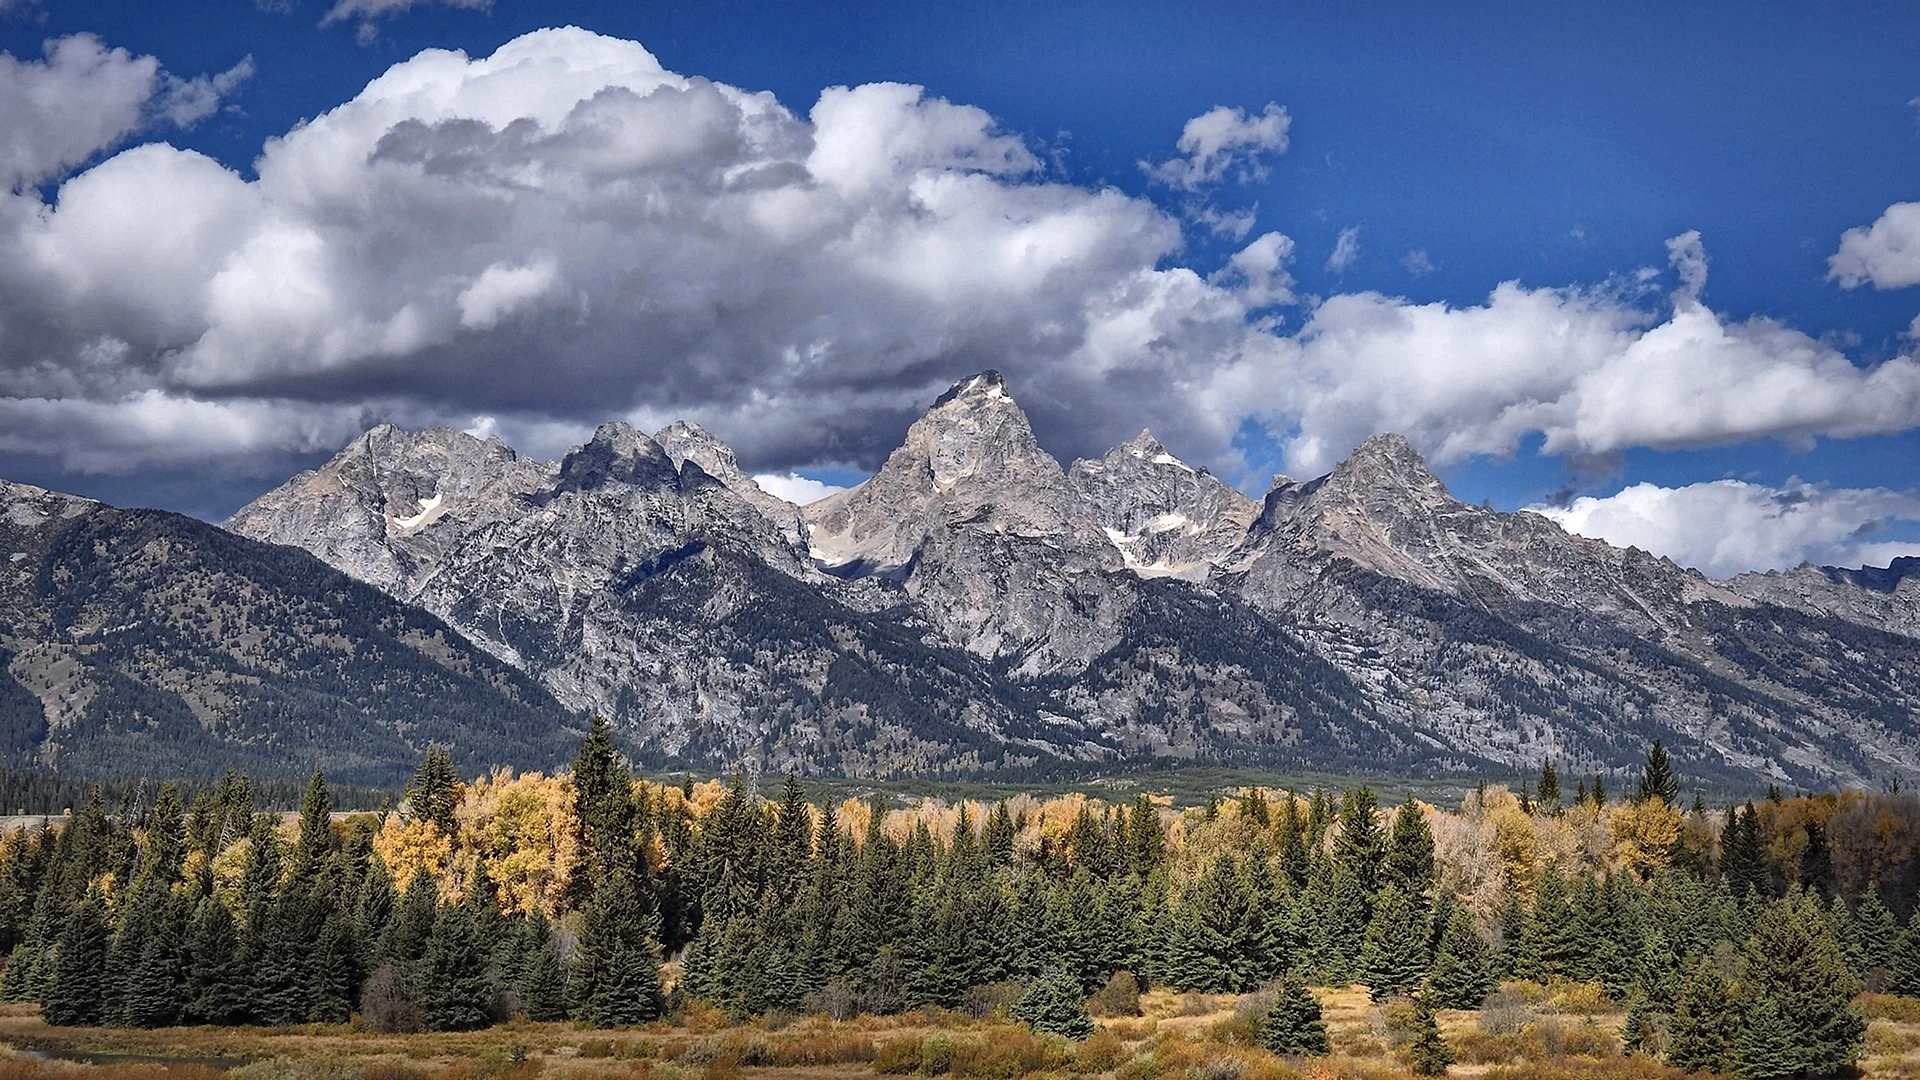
[2, 985, 1918, 1080]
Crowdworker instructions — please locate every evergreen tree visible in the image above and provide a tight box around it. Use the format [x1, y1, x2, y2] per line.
[121, 915, 183, 1029]
[1406, 990, 1454, 1076]
[406, 747, 461, 837]
[419, 902, 490, 1031]
[571, 716, 636, 885]
[182, 896, 244, 1025]
[1739, 889, 1866, 1079]
[143, 784, 185, 885]
[1383, 797, 1436, 906]
[1012, 967, 1093, 1040]
[574, 869, 662, 1026]
[514, 909, 568, 1022]
[1854, 885, 1899, 977]
[1620, 993, 1655, 1055]
[1537, 761, 1561, 814]
[382, 866, 438, 964]
[1126, 795, 1165, 876]
[1333, 788, 1386, 899]
[1357, 884, 1429, 1001]
[1669, 959, 1744, 1069]
[1426, 908, 1495, 1009]
[43, 888, 109, 1026]
[984, 801, 1016, 867]
[1722, 803, 1767, 900]
[1887, 912, 1920, 997]
[1635, 741, 1680, 806]
[1255, 976, 1330, 1057]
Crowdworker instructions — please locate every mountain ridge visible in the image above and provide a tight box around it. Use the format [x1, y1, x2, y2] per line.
[72, 370, 1917, 785]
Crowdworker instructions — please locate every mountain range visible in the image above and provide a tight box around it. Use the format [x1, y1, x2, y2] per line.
[5, 371, 1918, 787]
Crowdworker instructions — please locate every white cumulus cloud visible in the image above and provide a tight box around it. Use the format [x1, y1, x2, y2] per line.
[1325, 225, 1361, 274]
[1535, 479, 1920, 579]
[1, 27, 1919, 511]
[1142, 103, 1290, 191]
[0, 35, 249, 192]
[1830, 201, 1920, 290]
[751, 472, 846, 506]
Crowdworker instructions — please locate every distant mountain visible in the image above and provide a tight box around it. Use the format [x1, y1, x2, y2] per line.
[216, 373, 1920, 787]
[0, 480, 579, 786]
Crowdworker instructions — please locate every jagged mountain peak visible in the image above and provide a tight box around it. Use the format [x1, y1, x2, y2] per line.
[1326, 432, 1444, 491]
[557, 422, 679, 492]
[1069, 430, 1256, 581]
[655, 418, 809, 549]
[931, 368, 1010, 407]
[803, 371, 1106, 575]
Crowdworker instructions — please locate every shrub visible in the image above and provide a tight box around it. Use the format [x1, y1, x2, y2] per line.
[1075, 1029, 1127, 1072]
[876, 1038, 923, 1075]
[1187, 1056, 1244, 1080]
[964, 983, 1027, 1022]
[806, 979, 859, 1022]
[1089, 972, 1144, 1019]
[1861, 993, 1920, 1023]
[1477, 989, 1532, 1036]
[1013, 970, 1094, 1040]
[1544, 980, 1610, 1016]
[364, 1063, 431, 1080]
[948, 1028, 1070, 1080]
[362, 963, 424, 1034]
[1206, 1014, 1259, 1047]
[921, 1033, 957, 1076]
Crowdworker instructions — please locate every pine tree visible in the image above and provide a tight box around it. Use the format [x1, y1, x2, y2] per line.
[1384, 797, 1436, 906]
[1357, 884, 1429, 1001]
[1722, 803, 1767, 900]
[1256, 976, 1330, 1056]
[1163, 854, 1254, 992]
[1406, 990, 1454, 1076]
[572, 716, 636, 886]
[1735, 996, 1803, 1080]
[44, 888, 109, 1026]
[182, 895, 244, 1025]
[1012, 967, 1093, 1040]
[406, 747, 462, 837]
[1426, 908, 1495, 1009]
[1126, 795, 1165, 876]
[1635, 741, 1680, 806]
[121, 913, 183, 1029]
[1620, 993, 1654, 1054]
[574, 869, 662, 1026]
[1538, 761, 1561, 814]
[1854, 885, 1899, 977]
[1888, 913, 1920, 997]
[985, 800, 1016, 867]
[1740, 889, 1866, 1079]
[1332, 788, 1386, 899]
[419, 902, 490, 1031]
[382, 866, 438, 964]
[514, 909, 568, 1022]
[1666, 961, 1739, 1074]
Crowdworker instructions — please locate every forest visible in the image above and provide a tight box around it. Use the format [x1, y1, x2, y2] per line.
[0, 722, 1914, 1080]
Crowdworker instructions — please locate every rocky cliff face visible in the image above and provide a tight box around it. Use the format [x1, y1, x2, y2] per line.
[1, 480, 578, 785]
[227, 415, 1091, 774]
[1068, 431, 1257, 581]
[213, 373, 1920, 788]
[803, 371, 1134, 675]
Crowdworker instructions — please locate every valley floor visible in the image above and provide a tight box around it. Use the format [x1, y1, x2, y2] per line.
[0, 983, 1911, 1080]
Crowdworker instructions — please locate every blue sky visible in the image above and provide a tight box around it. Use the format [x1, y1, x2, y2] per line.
[3, 0, 1919, 575]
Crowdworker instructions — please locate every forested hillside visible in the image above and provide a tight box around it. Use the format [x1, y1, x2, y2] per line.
[0, 730, 1900, 1079]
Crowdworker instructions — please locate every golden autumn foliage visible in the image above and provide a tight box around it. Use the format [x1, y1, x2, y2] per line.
[374, 818, 454, 898]
[1609, 798, 1682, 876]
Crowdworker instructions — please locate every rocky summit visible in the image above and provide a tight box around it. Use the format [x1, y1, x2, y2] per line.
[23, 370, 1910, 786]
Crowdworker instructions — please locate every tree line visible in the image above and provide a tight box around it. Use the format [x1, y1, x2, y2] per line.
[0, 729, 1897, 1080]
